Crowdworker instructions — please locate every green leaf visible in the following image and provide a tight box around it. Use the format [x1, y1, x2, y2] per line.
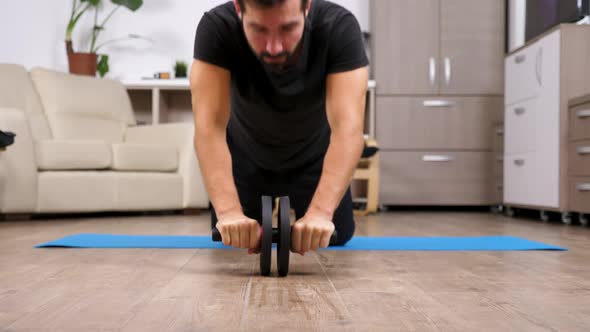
[111, 0, 143, 11]
[97, 54, 110, 77]
[81, 0, 101, 6]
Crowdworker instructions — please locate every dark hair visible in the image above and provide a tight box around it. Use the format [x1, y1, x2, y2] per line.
[237, 0, 308, 13]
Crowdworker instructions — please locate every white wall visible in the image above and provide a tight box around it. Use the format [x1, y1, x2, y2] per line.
[0, 0, 369, 80]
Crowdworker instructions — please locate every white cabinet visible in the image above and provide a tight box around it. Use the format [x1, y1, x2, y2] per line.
[504, 29, 560, 209]
[503, 24, 590, 213]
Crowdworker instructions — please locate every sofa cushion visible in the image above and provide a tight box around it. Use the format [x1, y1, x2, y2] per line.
[36, 140, 112, 170]
[112, 143, 178, 172]
[0, 64, 52, 140]
[30, 67, 136, 143]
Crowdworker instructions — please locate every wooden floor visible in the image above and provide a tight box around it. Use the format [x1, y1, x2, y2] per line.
[1, 209, 590, 331]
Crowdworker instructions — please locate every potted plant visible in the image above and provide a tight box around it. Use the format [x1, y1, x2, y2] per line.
[174, 61, 188, 78]
[65, 0, 144, 77]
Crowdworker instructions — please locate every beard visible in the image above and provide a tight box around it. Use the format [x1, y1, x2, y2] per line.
[258, 51, 292, 72]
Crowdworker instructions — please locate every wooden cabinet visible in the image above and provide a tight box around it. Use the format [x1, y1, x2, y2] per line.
[373, 0, 504, 96]
[371, 0, 505, 206]
[569, 96, 590, 219]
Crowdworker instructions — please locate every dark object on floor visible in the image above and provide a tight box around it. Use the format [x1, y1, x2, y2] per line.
[0, 130, 15, 148]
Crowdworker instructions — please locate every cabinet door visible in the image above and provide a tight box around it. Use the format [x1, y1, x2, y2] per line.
[439, 0, 505, 95]
[372, 0, 439, 95]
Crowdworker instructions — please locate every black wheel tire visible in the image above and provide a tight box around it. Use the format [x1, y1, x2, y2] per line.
[277, 196, 291, 277]
[260, 196, 273, 276]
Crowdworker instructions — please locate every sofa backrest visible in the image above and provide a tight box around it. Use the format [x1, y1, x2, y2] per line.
[30, 67, 136, 143]
[0, 64, 52, 140]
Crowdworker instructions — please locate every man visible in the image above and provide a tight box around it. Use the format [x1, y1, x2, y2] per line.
[190, 0, 368, 256]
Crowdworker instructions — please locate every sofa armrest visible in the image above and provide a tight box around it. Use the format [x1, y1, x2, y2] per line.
[124, 123, 208, 208]
[0, 108, 38, 213]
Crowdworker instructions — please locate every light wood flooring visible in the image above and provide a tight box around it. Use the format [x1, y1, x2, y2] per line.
[1, 209, 590, 331]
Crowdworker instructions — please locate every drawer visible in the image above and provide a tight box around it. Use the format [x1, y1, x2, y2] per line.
[505, 44, 540, 106]
[493, 153, 504, 177]
[376, 97, 501, 150]
[504, 152, 559, 208]
[504, 153, 533, 206]
[379, 151, 493, 205]
[570, 103, 590, 141]
[504, 98, 538, 155]
[492, 125, 504, 153]
[569, 177, 590, 214]
[569, 140, 590, 176]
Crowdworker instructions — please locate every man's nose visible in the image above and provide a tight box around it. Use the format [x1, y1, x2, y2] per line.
[266, 36, 284, 56]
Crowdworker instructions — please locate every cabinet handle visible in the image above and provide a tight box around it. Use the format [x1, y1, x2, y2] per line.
[577, 183, 590, 192]
[496, 155, 504, 162]
[497, 184, 504, 190]
[577, 109, 590, 118]
[515, 54, 526, 63]
[444, 57, 451, 85]
[429, 57, 436, 87]
[496, 128, 504, 136]
[422, 155, 454, 162]
[577, 146, 590, 155]
[423, 100, 455, 108]
[535, 47, 543, 86]
[514, 107, 526, 116]
[514, 159, 525, 166]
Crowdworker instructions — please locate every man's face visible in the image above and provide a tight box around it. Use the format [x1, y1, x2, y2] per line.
[235, 0, 309, 69]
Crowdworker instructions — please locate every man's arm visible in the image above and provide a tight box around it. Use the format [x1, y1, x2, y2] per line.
[291, 66, 369, 254]
[190, 59, 260, 250]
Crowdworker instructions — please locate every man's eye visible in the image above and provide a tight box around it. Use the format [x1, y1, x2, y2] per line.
[282, 26, 296, 33]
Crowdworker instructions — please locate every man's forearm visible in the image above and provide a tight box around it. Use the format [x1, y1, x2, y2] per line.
[306, 131, 364, 220]
[194, 133, 242, 218]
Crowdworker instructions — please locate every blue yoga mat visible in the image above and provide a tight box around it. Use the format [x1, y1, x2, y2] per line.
[35, 234, 567, 251]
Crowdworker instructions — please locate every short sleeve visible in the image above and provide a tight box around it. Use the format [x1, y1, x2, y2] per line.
[193, 13, 234, 71]
[326, 13, 369, 74]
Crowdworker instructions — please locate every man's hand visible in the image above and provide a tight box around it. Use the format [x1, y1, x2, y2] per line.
[216, 213, 261, 254]
[291, 213, 335, 255]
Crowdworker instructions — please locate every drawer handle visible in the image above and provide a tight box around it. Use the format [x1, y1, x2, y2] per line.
[514, 159, 525, 166]
[496, 128, 504, 136]
[422, 155, 454, 162]
[577, 184, 590, 192]
[423, 100, 455, 108]
[577, 146, 590, 155]
[515, 54, 526, 64]
[514, 107, 526, 116]
[496, 156, 504, 162]
[577, 109, 590, 118]
[497, 184, 504, 190]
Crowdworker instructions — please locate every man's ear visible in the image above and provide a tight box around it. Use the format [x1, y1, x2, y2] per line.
[233, 0, 243, 19]
[305, 0, 312, 16]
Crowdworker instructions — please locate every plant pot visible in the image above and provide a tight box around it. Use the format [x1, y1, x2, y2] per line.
[67, 52, 97, 76]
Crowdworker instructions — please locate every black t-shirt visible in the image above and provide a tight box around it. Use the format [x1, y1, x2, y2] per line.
[193, 0, 368, 172]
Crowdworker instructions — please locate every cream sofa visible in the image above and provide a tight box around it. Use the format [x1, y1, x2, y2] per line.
[0, 64, 208, 214]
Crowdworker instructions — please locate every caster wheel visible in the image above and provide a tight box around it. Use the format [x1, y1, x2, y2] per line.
[580, 214, 589, 227]
[561, 212, 572, 225]
[505, 206, 515, 218]
[540, 210, 549, 222]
